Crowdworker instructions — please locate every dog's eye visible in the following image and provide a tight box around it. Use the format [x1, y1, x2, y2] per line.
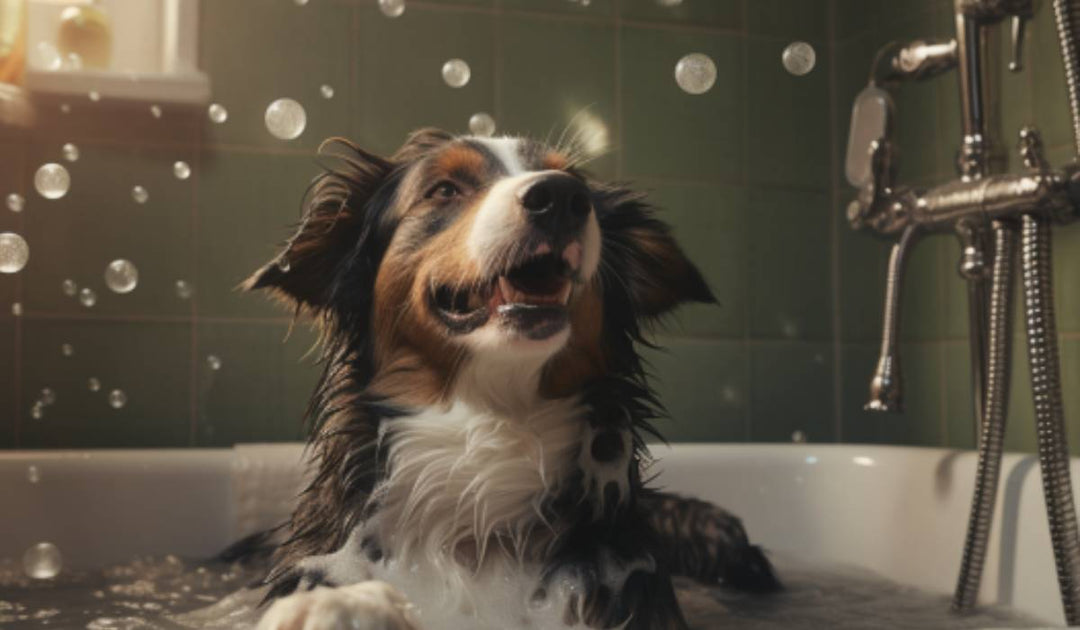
[427, 181, 461, 201]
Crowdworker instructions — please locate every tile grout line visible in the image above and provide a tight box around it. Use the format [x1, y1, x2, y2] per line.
[827, 0, 844, 442]
[12, 140, 26, 447]
[613, 0, 623, 180]
[741, 0, 752, 443]
[189, 120, 203, 446]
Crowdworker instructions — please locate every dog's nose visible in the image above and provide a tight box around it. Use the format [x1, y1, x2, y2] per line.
[519, 174, 591, 235]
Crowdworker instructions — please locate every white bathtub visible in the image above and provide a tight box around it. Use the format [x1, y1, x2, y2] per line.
[0, 443, 1072, 626]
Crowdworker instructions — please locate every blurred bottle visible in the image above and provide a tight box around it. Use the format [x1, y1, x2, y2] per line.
[58, 1, 112, 70]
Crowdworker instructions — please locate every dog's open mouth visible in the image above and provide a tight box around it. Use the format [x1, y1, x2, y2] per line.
[431, 243, 581, 339]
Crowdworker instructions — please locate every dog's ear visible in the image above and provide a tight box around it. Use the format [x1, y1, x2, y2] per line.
[596, 187, 715, 318]
[242, 137, 395, 311]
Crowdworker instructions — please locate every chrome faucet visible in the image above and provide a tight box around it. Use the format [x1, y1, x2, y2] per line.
[846, 0, 1080, 623]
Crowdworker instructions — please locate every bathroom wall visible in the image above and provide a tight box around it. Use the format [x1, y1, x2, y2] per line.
[833, 0, 1080, 453]
[0, 0, 838, 449]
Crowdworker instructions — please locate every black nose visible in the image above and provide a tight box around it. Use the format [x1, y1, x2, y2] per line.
[519, 175, 592, 235]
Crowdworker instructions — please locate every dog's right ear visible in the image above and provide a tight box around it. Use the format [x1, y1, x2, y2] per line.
[242, 137, 395, 312]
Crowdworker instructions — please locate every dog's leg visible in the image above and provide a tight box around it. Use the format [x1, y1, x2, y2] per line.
[641, 491, 781, 592]
[256, 580, 419, 630]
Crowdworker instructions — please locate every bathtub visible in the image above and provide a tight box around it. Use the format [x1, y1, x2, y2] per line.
[0, 443, 1070, 626]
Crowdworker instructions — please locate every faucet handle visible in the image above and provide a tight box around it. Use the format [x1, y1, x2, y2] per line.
[1009, 13, 1029, 72]
[1019, 126, 1049, 170]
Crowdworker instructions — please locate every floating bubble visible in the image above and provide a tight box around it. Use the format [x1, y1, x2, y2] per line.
[27, 465, 40, 484]
[320, 84, 335, 99]
[6, 193, 24, 212]
[150, 105, 162, 119]
[379, 0, 405, 18]
[0, 232, 29, 273]
[207, 103, 228, 124]
[34, 42, 61, 71]
[173, 161, 191, 180]
[104, 259, 138, 294]
[791, 430, 807, 443]
[88, 91, 101, 102]
[276, 255, 291, 272]
[441, 59, 471, 88]
[782, 41, 816, 76]
[60, 103, 71, 114]
[108, 389, 127, 409]
[131, 185, 148, 204]
[11, 302, 22, 316]
[657, 0, 682, 5]
[62, 143, 79, 162]
[34, 163, 71, 200]
[79, 287, 97, 308]
[675, 53, 716, 95]
[295, 0, 309, 5]
[61, 343, 74, 357]
[88, 377, 101, 392]
[22, 542, 62, 579]
[468, 112, 496, 137]
[30, 402, 44, 420]
[206, 355, 222, 371]
[64, 52, 82, 71]
[175, 280, 193, 300]
[62, 279, 77, 297]
[264, 98, 307, 140]
[40, 388, 56, 406]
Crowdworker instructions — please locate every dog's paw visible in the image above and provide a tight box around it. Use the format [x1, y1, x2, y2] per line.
[256, 580, 419, 630]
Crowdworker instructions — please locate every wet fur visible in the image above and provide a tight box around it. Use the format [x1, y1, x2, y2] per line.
[245, 130, 779, 628]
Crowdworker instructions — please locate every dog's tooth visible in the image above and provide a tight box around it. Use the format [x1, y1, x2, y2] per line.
[498, 277, 513, 304]
[533, 242, 552, 257]
[558, 283, 572, 305]
[562, 241, 583, 271]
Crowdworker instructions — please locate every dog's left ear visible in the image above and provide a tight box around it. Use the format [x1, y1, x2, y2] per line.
[596, 188, 715, 318]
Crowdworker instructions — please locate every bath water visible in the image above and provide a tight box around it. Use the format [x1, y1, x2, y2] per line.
[0, 553, 1047, 629]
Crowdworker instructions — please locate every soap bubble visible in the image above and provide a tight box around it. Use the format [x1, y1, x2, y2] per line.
[34, 42, 61, 71]
[276, 255, 291, 272]
[150, 105, 162, 118]
[88, 377, 101, 392]
[675, 53, 716, 94]
[62, 143, 79, 162]
[0, 233, 29, 273]
[782, 41, 816, 76]
[40, 388, 56, 406]
[64, 52, 82, 71]
[131, 185, 148, 204]
[60, 103, 71, 114]
[79, 287, 97, 308]
[61, 343, 74, 357]
[173, 161, 191, 180]
[379, 0, 405, 17]
[34, 163, 71, 199]
[175, 280, 193, 299]
[441, 59, 471, 88]
[295, 0, 309, 5]
[30, 402, 44, 420]
[264, 98, 307, 140]
[104, 259, 138, 293]
[6, 193, 24, 212]
[468, 112, 496, 137]
[23, 543, 62, 579]
[206, 355, 222, 371]
[791, 430, 807, 443]
[88, 91, 101, 102]
[62, 279, 77, 296]
[27, 465, 40, 484]
[320, 84, 335, 99]
[208, 103, 228, 124]
[108, 389, 127, 409]
[11, 302, 22, 316]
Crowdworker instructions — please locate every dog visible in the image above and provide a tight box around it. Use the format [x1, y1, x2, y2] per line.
[243, 129, 779, 629]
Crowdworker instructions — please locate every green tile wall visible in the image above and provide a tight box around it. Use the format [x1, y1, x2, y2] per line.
[0, 0, 846, 449]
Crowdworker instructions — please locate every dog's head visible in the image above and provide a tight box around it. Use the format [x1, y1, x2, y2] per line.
[247, 129, 712, 405]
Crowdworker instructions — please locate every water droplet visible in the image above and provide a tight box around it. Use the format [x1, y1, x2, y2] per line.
[64, 52, 82, 71]
[108, 389, 127, 409]
[6, 193, 24, 212]
[131, 185, 148, 204]
[88, 91, 101, 102]
[206, 355, 222, 371]
[11, 302, 22, 316]
[276, 255, 291, 272]
[791, 430, 807, 443]
[207, 103, 228, 124]
[34, 163, 71, 200]
[61, 343, 74, 357]
[175, 280, 193, 300]
[30, 402, 44, 420]
[320, 84, 335, 99]
[675, 53, 716, 95]
[782, 41, 816, 76]
[22, 542, 62, 579]
[264, 98, 307, 140]
[61, 279, 77, 297]
[104, 259, 139, 294]
[150, 105, 163, 118]
[173, 161, 191, 180]
[40, 388, 56, 406]
[27, 465, 40, 483]
[60, 103, 71, 114]
[61, 143, 79, 162]
[0, 232, 29, 273]
[88, 377, 101, 392]
[468, 112, 496, 137]
[34, 42, 61, 71]
[441, 59, 471, 88]
[79, 287, 97, 308]
[379, 0, 405, 18]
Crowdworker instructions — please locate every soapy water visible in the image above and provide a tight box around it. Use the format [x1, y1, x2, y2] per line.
[0, 553, 1047, 629]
